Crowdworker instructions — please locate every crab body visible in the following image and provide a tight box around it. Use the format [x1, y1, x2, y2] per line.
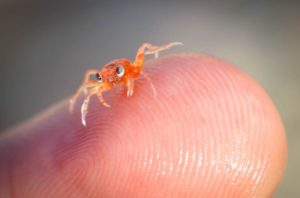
[69, 42, 182, 126]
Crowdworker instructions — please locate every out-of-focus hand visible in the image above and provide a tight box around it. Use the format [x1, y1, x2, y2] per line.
[0, 53, 287, 197]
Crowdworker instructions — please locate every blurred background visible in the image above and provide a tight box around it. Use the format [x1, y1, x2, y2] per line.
[0, 0, 299, 196]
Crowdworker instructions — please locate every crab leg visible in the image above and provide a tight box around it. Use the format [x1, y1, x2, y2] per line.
[96, 89, 111, 107]
[126, 78, 135, 97]
[69, 69, 98, 113]
[134, 42, 183, 67]
[140, 71, 156, 98]
[81, 87, 98, 126]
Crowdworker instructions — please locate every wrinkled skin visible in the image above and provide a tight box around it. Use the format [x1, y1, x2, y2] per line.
[0, 53, 287, 197]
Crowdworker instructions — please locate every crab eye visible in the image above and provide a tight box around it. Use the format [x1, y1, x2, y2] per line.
[95, 73, 102, 82]
[116, 65, 125, 77]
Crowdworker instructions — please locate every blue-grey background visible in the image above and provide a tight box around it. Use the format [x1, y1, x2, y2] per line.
[0, 0, 299, 196]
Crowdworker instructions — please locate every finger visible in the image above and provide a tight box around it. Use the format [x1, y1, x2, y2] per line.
[0, 53, 287, 198]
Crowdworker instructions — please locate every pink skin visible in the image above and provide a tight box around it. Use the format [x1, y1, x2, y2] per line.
[0, 53, 287, 197]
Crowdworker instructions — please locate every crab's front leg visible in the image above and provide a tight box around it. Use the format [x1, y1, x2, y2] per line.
[126, 78, 135, 97]
[126, 73, 156, 98]
[96, 89, 111, 108]
[81, 86, 111, 126]
[69, 69, 98, 113]
[81, 87, 98, 126]
[69, 81, 99, 113]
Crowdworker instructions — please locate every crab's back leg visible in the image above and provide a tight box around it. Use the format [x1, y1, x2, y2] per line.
[131, 42, 181, 98]
[134, 42, 182, 68]
[69, 69, 98, 112]
[140, 71, 156, 98]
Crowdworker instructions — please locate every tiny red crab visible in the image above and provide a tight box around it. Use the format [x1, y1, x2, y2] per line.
[69, 42, 182, 126]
